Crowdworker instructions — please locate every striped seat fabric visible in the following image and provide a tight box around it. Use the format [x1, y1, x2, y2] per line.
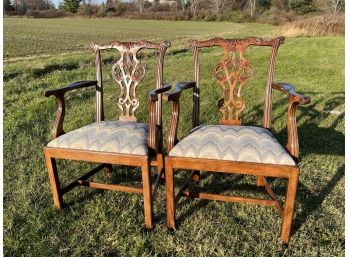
[47, 121, 151, 156]
[169, 125, 296, 166]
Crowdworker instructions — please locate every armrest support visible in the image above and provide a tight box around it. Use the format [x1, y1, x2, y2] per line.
[148, 84, 172, 152]
[272, 82, 311, 159]
[44, 80, 98, 140]
[163, 82, 196, 152]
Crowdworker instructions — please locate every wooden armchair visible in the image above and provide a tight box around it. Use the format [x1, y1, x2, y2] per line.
[164, 37, 310, 244]
[43, 40, 171, 229]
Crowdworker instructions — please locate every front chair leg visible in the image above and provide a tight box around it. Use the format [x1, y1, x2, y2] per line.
[165, 158, 175, 230]
[142, 162, 154, 229]
[280, 170, 299, 244]
[44, 152, 63, 209]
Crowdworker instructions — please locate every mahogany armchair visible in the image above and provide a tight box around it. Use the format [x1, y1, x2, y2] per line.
[43, 40, 171, 229]
[164, 37, 310, 244]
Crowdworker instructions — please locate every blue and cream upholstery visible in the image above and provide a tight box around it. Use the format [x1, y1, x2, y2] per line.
[47, 121, 152, 155]
[169, 125, 296, 166]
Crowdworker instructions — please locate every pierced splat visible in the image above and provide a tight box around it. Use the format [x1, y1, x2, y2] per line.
[189, 36, 284, 127]
[111, 50, 145, 121]
[214, 49, 254, 125]
[92, 40, 170, 122]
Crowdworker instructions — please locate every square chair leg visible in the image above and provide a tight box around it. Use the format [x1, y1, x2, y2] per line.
[165, 158, 175, 230]
[44, 151, 63, 209]
[280, 170, 299, 244]
[257, 175, 265, 187]
[142, 163, 154, 229]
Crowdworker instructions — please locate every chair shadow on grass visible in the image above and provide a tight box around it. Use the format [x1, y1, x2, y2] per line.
[175, 91, 344, 238]
[32, 63, 79, 78]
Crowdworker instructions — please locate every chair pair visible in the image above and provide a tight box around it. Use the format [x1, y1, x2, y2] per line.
[43, 37, 310, 244]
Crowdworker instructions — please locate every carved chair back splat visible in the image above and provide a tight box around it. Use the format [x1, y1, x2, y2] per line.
[164, 37, 310, 244]
[190, 36, 283, 128]
[93, 40, 170, 124]
[43, 39, 171, 229]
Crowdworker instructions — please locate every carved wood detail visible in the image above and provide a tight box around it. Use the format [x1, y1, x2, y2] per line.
[93, 40, 170, 122]
[214, 49, 253, 125]
[189, 36, 285, 126]
[112, 49, 145, 121]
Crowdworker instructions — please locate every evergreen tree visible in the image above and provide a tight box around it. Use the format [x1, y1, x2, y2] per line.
[4, 0, 15, 12]
[62, 0, 81, 13]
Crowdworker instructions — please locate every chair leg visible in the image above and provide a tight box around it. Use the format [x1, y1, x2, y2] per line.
[165, 158, 175, 230]
[103, 163, 113, 177]
[141, 162, 153, 229]
[256, 175, 265, 186]
[44, 153, 63, 209]
[280, 171, 299, 244]
[157, 154, 165, 183]
[192, 171, 201, 184]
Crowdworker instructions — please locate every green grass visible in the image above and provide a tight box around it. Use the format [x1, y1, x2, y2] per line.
[4, 18, 274, 59]
[4, 18, 344, 256]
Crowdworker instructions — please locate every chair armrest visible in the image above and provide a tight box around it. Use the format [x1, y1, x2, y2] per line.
[148, 84, 172, 152]
[163, 82, 196, 102]
[44, 80, 98, 140]
[272, 82, 311, 105]
[272, 82, 311, 159]
[163, 82, 196, 152]
[149, 83, 172, 101]
[44, 80, 98, 97]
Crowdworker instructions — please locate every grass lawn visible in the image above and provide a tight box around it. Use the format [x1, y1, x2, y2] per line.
[4, 18, 344, 256]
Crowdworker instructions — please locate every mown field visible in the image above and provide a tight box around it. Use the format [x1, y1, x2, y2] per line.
[4, 18, 344, 256]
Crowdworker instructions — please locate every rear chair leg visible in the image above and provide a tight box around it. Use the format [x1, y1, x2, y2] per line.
[103, 163, 113, 177]
[192, 171, 201, 185]
[142, 162, 154, 229]
[280, 170, 299, 244]
[44, 152, 63, 209]
[165, 158, 175, 230]
[157, 154, 165, 183]
[257, 175, 265, 186]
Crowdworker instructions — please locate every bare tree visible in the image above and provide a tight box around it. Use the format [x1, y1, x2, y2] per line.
[213, 0, 225, 15]
[190, 0, 198, 17]
[175, 0, 182, 11]
[181, 0, 186, 11]
[248, 0, 256, 19]
[272, 0, 288, 10]
[330, 0, 343, 17]
[133, 0, 143, 13]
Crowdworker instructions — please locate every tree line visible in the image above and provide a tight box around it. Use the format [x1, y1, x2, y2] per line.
[4, 0, 344, 22]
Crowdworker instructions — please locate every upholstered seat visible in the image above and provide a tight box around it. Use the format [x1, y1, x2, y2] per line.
[47, 121, 152, 155]
[169, 125, 295, 166]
